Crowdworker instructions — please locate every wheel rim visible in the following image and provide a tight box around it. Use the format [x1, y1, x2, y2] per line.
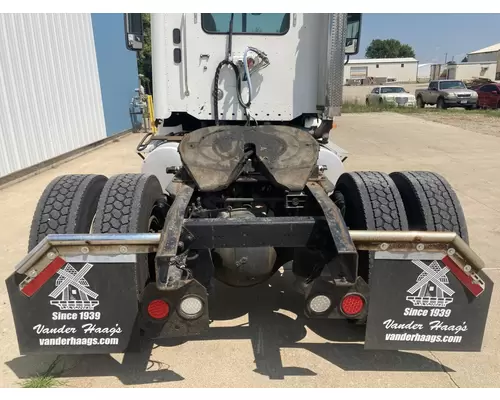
[148, 213, 162, 233]
[147, 201, 168, 280]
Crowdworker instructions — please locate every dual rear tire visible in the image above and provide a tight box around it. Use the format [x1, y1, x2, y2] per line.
[28, 173, 165, 291]
[29, 171, 468, 292]
[334, 171, 468, 283]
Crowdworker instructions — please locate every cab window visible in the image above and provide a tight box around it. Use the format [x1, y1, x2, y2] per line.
[480, 85, 495, 92]
[201, 13, 290, 35]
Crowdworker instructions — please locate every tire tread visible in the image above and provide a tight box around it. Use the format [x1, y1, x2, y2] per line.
[28, 174, 107, 250]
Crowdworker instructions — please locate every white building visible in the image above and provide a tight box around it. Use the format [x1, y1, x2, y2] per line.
[0, 14, 139, 180]
[467, 43, 500, 63]
[428, 43, 500, 82]
[451, 62, 498, 81]
[344, 58, 419, 84]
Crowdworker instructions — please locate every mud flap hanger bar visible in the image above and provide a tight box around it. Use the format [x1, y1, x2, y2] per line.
[16, 227, 486, 297]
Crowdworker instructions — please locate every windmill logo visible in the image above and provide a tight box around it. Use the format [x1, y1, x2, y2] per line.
[49, 263, 99, 310]
[406, 260, 454, 307]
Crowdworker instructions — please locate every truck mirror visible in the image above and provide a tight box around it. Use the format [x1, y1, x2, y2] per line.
[345, 13, 362, 55]
[124, 13, 144, 51]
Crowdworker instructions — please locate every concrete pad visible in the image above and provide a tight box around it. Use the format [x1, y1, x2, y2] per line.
[333, 113, 500, 268]
[1, 117, 499, 388]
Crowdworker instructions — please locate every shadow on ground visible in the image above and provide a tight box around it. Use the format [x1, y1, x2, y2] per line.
[6, 271, 452, 385]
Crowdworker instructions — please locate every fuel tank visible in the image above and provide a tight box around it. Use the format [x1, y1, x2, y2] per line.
[211, 210, 277, 287]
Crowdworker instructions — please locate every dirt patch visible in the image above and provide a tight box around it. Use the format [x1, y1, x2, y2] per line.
[411, 112, 500, 137]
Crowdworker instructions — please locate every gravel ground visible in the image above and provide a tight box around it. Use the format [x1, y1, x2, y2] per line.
[2, 117, 500, 388]
[411, 112, 500, 137]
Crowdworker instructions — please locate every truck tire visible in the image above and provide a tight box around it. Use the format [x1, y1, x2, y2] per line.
[437, 97, 447, 109]
[334, 172, 409, 282]
[390, 171, 469, 243]
[91, 173, 165, 292]
[416, 96, 425, 108]
[28, 174, 108, 251]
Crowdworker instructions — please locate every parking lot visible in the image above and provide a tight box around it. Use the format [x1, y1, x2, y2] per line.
[0, 113, 499, 388]
[343, 83, 428, 103]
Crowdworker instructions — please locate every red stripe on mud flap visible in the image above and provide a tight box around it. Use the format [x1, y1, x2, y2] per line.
[21, 256, 66, 297]
[442, 255, 484, 297]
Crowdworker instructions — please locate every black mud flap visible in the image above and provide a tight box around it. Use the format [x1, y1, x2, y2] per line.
[365, 252, 493, 351]
[6, 255, 140, 355]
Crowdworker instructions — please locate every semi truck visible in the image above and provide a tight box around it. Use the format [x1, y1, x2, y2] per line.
[6, 13, 492, 356]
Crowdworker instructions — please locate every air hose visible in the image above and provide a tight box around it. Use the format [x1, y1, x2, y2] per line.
[213, 14, 252, 125]
[213, 61, 252, 125]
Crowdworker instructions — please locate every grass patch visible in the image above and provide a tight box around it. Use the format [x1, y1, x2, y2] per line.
[21, 356, 66, 388]
[341, 101, 500, 117]
[22, 375, 62, 388]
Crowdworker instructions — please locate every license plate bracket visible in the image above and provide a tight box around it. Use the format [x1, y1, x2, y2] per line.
[365, 252, 493, 351]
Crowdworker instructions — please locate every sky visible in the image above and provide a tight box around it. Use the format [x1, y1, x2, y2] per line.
[354, 13, 500, 63]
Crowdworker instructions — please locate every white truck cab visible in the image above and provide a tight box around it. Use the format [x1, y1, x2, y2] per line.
[126, 13, 361, 138]
[125, 13, 361, 192]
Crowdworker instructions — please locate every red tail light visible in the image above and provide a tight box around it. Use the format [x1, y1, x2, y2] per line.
[340, 293, 365, 316]
[147, 299, 170, 319]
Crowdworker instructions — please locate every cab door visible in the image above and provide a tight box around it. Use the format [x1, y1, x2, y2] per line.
[428, 81, 439, 103]
[478, 85, 499, 108]
[478, 85, 492, 108]
[493, 86, 500, 109]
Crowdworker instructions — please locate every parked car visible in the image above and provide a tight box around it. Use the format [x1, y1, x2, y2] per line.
[365, 86, 416, 107]
[475, 83, 500, 109]
[415, 80, 478, 109]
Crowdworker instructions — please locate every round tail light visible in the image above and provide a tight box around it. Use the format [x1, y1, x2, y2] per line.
[308, 294, 332, 314]
[178, 295, 204, 319]
[340, 293, 365, 316]
[147, 299, 170, 319]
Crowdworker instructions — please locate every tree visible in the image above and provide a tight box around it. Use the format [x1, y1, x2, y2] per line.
[138, 14, 152, 94]
[365, 39, 416, 59]
[462, 56, 469, 63]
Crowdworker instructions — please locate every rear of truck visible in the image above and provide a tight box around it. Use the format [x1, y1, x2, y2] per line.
[5, 13, 493, 357]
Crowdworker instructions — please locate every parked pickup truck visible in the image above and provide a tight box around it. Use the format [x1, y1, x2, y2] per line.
[415, 79, 478, 109]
